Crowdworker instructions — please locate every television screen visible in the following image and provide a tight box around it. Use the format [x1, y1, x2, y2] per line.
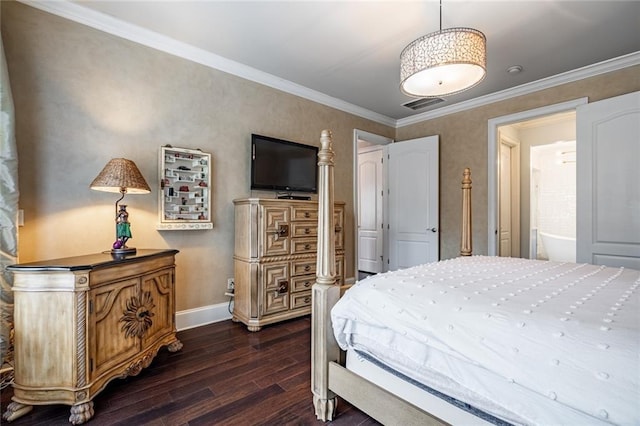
[251, 134, 318, 193]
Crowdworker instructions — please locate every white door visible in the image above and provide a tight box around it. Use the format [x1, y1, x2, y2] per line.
[498, 134, 521, 258]
[576, 91, 640, 268]
[357, 147, 383, 273]
[388, 136, 439, 270]
[499, 143, 513, 257]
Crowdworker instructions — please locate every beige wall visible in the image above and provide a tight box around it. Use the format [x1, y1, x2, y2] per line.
[3, 1, 639, 313]
[396, 65, 640, 260]
[1, 2, 393, 311]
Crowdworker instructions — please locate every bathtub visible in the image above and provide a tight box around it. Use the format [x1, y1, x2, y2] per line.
[539, 232, 576, 262]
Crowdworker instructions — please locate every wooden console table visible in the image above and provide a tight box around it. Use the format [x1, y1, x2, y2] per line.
[2, 249, 182, 425]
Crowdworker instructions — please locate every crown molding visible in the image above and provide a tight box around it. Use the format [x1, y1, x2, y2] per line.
[396, 51, 640, 128]
[19, 0, 397, 128]
[17, 1, 640, 130]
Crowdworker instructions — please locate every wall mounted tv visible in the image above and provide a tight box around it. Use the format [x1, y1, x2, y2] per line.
[251, 134, 319, 194]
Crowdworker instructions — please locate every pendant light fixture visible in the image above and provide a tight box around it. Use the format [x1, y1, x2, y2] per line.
[400, 0, 486, 98]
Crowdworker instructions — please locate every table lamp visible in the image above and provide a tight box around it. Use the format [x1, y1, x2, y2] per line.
[90, 158, 151, 254]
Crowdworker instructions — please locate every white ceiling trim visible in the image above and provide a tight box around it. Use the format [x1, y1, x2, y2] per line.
[19, 1, 640, 130]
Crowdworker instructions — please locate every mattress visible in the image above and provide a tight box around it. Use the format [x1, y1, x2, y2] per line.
[345, 349, 508, 425]
[331, 256, 640, 425]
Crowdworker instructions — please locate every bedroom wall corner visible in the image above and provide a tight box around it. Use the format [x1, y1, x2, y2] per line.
[1, 1, 394, 315]
[395, 65, 640, 260]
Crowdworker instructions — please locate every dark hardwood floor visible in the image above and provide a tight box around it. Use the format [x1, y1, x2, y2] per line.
[1, 316, 380, 425]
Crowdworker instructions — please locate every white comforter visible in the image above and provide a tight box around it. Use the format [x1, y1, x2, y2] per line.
[332, 256, 640, 425]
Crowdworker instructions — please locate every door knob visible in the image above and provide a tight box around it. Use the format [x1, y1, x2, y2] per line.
[429, 227, 438, 233]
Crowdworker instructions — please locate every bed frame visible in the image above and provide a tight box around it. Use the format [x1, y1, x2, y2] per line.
[311, 130, 473, 425]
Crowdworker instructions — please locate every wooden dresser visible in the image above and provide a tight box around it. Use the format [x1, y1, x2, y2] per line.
[2, 249, 181, 425]
[233, 198, 344, 331]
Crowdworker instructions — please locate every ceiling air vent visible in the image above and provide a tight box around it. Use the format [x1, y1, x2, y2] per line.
[402, 97, 445, 111]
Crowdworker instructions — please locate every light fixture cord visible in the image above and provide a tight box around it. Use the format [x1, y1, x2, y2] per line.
[439, 0, 442, 31]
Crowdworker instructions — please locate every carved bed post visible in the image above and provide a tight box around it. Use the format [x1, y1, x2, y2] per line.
[460, 168, 473, 256]
[311, 130, 340, 421]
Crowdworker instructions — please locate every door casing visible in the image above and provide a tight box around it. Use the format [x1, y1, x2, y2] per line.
[488, 98, 588, 255]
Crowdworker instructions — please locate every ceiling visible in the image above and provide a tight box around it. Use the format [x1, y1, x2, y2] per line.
[46, 1, 640, 124]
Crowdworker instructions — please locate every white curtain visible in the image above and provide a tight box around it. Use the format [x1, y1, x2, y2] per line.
[0, 35, 18, 383]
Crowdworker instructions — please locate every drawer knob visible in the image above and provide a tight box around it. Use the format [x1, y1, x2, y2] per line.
[304, 244, 311, 250]
[271, 224, 289, 239]
[304, 281, 311, 287]
[304, 228, 310, 234]
[304, 212, 310, 218]
[304, 265, 311, 271]
[304, 297, 311, 304]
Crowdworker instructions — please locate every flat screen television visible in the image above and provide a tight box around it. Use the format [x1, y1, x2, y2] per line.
[251, 134, 319, 193]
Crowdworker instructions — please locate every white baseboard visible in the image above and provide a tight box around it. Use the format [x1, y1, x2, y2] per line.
[175, 279, 356, 331]
[175, 301, 233, 331]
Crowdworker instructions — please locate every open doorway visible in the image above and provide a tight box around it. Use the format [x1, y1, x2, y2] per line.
[488, 98, 586, 257]
[354, 131, 439, 279]
[353, 130, 392, 279]
[530, 139, 576, 261]
[498, 112, 576, 261]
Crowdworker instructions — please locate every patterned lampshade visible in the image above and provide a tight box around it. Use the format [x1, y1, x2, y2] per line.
[400, 27, 486, 98]
[90, 158, 151, 194]
[90, 158, 150, 254]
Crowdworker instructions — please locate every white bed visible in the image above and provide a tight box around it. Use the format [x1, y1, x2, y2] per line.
[334, 256, 640, 424]
[311, 129, 640, 426]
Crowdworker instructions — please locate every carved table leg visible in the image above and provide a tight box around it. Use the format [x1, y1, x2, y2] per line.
[167, 339, 183, 352]
[69, 401, 94, 425]
[3, 401, 33, 422]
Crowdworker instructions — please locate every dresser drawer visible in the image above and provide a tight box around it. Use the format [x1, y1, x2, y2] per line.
[292, 259, 316, 276]
[335, 255, 344, 285]
[292, 206, 317, 221]
[292, 222, 317, 237]
[261, 262, 289, 315]
[291, 237, 317, 255]
[291, 275, 315, 293]
[263, 205, 290, 228]
[290, 290, 312, 309]
[261, 206, 290, 257]
[336, 255, 344, 279]
[263, 230, 290, 257]
[334, 209, 344, 250]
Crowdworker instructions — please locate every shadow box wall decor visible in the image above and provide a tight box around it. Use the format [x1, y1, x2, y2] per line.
[158, 146, 213, 230]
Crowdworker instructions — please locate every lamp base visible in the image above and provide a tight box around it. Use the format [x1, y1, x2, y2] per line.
[111, 247, 137, 255]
